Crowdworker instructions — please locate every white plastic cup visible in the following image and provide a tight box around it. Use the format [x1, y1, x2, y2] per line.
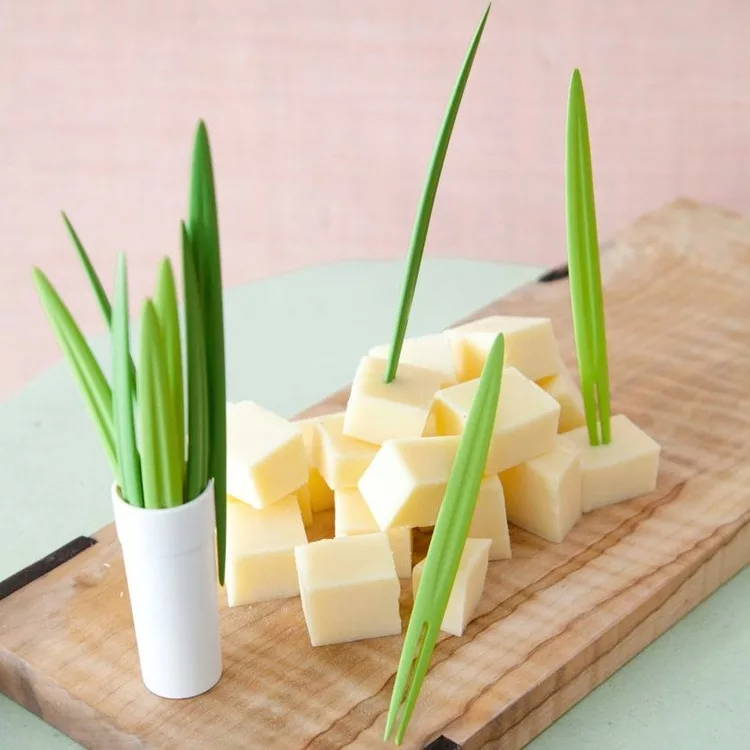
[112, 480, 222, 699]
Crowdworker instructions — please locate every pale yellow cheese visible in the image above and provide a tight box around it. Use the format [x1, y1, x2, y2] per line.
[537, 366, 586, 433]
[369, 333, 457, 388]
[468, 476, 511, 560]
[292, 416, 335, 512]
[226, 494, 308, 606]
[358, 436, 461, 530]
[433, 367, 560, 474]
[565, 414, 661, 512]
[343, 356, 444, 445]
[412, 538, 491, 636]
[316, 412, 378, 491]
[296, 485, 314, 527]
[501, 435, 582, 543]
[447, 316, 561, 382]
[294, 533, 401, 646]
[422, 410, 438, 437]
[307, 469, 334, 512]
[358, 437, 505, 541]
[334, 488, 413, 577]
[227, 401, 308, 509]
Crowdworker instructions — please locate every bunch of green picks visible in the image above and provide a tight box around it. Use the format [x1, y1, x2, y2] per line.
[32, 122, 229, 583]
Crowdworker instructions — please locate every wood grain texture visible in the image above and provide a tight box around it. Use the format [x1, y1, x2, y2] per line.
[1, 199, 749, 749]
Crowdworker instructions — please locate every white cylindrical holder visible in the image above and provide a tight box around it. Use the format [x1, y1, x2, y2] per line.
[112, 480, 222, 699]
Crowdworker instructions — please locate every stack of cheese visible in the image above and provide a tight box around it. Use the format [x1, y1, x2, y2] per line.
[225, 316, 661, 647]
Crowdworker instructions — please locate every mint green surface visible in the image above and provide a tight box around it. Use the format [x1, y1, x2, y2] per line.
[1, 259, 747, 749]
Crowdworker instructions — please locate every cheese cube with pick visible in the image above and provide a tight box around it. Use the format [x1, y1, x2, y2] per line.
[501, 435, 582, 543]
[433, 367, 560, 475]
[334, 488, 413, 577]
[358, 438, 511, 558]
[343, 356, 445, 445]
[538, 365, 586, 433]
[316, 412, 379, 491]
[565, 414, 660, 512]
[412, 538, 491, 636]
[415, 477, 510, 559]
[369, 333, 458, 388]
[292, 416, 334, 513]
[226, 494, 308, 606]
[294, 533, 401, 646]
[227, 401, 308, 509]
[447, 315, 561, 383]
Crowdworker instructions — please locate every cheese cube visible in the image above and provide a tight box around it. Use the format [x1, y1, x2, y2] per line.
[565, 414, 661, 512]
[227, 402, 308, 509]
[422, 410, 438, 437]
[468, 476, 511, 560]
[292, 416, 335, 512]
[501, 435, 582, 543]
[307, 468, 334, 512]
[294, 534, 401, 646]
[412, 538, 491, 636]
[369, 333, 457, 388]
[296, 485, 314, 527]
[358, 436, 461, 530]
[315, 412, 378, 491]
[226, 494, 308, 606]
[447, 316, 561, 382]
[433, 367, 560, 474]
[343, 356, 445, 445]
[538, 367, 586, 433]
[334, 488, 413, 577]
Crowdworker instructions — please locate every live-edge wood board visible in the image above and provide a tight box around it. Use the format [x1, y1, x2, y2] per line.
[1, 199, 749, 749]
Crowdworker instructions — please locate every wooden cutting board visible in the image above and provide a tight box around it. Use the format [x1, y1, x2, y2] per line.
[1, 198, 749, 750]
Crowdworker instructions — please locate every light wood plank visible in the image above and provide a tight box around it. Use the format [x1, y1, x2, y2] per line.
[1, 199, 748, 749]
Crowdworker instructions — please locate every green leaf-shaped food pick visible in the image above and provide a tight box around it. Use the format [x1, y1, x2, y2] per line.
[182, 223, 210, 502]
[384, 3, 491, 383]
[32, 268, 119, 478]
[154, 257, 185, 471]
[565, 69, 611, 446]
[63, 211, 138, 392]
[188, 121, 228, 583]
[112, 254, 143, 507]
[138, 299, 182, 509]
[384, 333, 505, 745]
[62, 212, 112, 325]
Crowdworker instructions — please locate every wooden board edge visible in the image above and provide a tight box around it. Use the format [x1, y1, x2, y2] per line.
[0, 646, 146, 750]
[443, 516, 750, 749]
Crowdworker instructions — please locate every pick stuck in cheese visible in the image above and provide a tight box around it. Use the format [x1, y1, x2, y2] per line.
[566, 414, 660, 512]
[369, 333, 457, 388]
[412, 538, 491, 637]
[295, 533, 401, 646]
[343, 356, 445, 445]
[227, 401, 308, 509]
[433, 367, 560, 475]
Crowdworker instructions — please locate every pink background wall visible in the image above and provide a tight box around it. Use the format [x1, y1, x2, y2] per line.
[3, 0, 749, 398]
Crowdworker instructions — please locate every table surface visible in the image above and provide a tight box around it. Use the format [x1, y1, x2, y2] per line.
[2, 258, 748, 749]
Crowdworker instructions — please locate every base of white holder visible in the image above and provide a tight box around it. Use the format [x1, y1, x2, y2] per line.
[112, 480, 222, 699]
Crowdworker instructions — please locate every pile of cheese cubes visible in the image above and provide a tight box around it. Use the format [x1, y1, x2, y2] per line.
[225, 316, 660, 647]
